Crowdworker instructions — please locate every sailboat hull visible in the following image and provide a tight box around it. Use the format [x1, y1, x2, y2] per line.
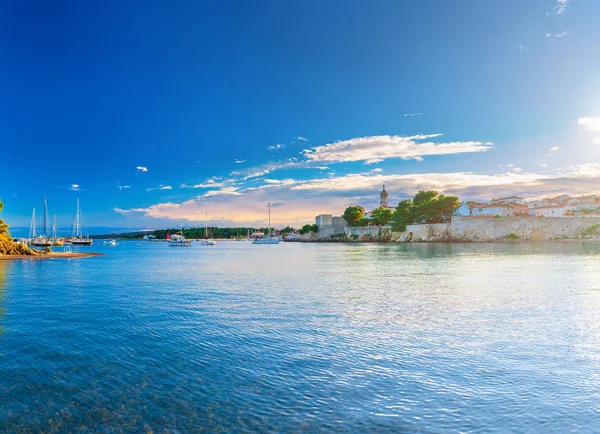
[252, 239, 280, 245]
[72, 240, 93, 245]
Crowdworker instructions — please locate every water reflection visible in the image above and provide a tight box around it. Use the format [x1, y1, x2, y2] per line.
[0, 262, 6, 336]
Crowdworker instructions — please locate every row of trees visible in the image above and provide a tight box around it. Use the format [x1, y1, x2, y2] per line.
[123, 226, 300, 239]
[343, 190, 459, 232]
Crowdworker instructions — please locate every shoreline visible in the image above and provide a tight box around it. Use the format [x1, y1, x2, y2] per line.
[0, 252, 105, 261]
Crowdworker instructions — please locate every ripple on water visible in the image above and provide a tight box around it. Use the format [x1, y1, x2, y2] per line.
[2, 242, 600, 431]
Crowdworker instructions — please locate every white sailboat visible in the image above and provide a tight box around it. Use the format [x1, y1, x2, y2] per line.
[200, 211, 216, 246]
[71, 199, 93, 245]
[253, 202, 280, 245]
[32, 197, 52, 247]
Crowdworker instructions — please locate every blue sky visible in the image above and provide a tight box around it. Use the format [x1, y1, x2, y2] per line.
[1, 0, 600, 231]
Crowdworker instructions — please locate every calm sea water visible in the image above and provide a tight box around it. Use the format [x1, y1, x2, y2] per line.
[2, 241, 600, 432]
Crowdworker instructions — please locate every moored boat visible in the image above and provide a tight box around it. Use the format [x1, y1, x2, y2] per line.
[71, 199, 93, 245]
[253, 202, 280, 245]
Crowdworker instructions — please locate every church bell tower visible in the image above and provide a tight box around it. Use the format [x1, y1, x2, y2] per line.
[380, 185, 388, 208]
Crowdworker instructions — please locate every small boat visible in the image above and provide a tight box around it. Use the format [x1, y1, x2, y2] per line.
[253, 202, 280, 245]
[200, 211, 216, 246]
[168, 228, 192, 246]
[71, 199, 93, 245]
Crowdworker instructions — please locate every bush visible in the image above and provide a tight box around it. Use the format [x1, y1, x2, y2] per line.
[506, 233, 519, 240]
[582, 224, 600, 236]
[493, 214, 502, 218]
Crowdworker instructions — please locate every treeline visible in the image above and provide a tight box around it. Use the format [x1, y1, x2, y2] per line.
[123, 226, 298, 239]
[343, 190, 459, 232]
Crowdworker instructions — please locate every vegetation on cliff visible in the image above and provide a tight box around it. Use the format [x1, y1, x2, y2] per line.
[0, 198, 41, 256]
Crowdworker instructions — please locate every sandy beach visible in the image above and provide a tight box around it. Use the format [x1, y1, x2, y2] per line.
[0, 252, 104, 261]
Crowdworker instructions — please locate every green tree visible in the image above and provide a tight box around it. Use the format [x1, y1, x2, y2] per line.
[391, 191, 459, 232]
[299, 224, 317, 235]
[0, 198, 8, 236]
[343, 206, 366, 227]
[370, 207, 393, 226]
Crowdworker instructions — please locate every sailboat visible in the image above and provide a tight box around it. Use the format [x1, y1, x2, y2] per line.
[252, 202, 280, 245]
[71, 199, 93, 245]
[200, 211, 216, 246]
[52, 214, 63, 246]
[32, 197, 52, 247]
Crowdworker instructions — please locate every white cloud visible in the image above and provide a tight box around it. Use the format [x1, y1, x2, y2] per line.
[546, 33, 552, 38]
[267, 144, 285, 151]
[114, 164, 600, 226]
[371, 168, 383, 173]
[72, 184, 79, 189]
[554, 31, 569, 38]
[234, 159, 246, 164]
[554, 0, 569, 14]
[297, 136, 309, 141]
[301, 134, 492, 164]
[118, 185, 131, 190]
[69, 184, 82, 191]
[593, 138, 600, 145]
[403, 113, 422, 117]
[202, 187, 242, 197]
[137, 166, 148, 172]
[578, 117, 600, 132]
[147, 184, 173, 191]
[539, 163, 548, 168]
[550, 146, 560, 152]
[181, 179, 225, 189]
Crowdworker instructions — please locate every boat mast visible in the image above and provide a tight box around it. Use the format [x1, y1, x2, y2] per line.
[268, 202, 271, 239]
[29, 208, 36, 239]
[74, 198, 83, 238]
[52, 214, 57, 240]
[43, 196, 49, 238]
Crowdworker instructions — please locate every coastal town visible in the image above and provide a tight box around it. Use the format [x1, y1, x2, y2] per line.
[309, 186, 600, 242]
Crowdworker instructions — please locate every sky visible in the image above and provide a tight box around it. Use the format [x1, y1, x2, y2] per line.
[1, 0, 600, 232]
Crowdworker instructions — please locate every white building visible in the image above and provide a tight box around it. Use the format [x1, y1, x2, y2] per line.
[528, 205, 568, 217]
[492, 196, 524, 205]
[471, 203, 515, 217]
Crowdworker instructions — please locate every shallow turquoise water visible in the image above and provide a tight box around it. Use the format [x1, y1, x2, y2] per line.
[2, 241, 600, 432]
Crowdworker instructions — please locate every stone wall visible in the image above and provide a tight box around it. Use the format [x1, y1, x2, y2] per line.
[396, 216, 600, 242]
[300, 216, 600, 242]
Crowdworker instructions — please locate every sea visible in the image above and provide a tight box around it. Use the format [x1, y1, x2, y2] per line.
[1, 241, 600, 432]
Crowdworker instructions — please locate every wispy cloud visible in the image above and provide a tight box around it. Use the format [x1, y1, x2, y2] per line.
[136, 166, 148, 173]
[297, 136, 309, 141]
[403, 112, 422, 117]
[118, 185, 131, 190]
[69, 184, 81, 191]
[114, 165, 600, 226]
[554, 0, 569, 15]
[147, 184, 173, 191]
[202, 187, 242, 197]
[234, 159, 246, 164]
[180, 179, 225, 189]
[550, 146, 560, 152]
[267, 144, 285, 151]
[301, 134, 492, 164]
